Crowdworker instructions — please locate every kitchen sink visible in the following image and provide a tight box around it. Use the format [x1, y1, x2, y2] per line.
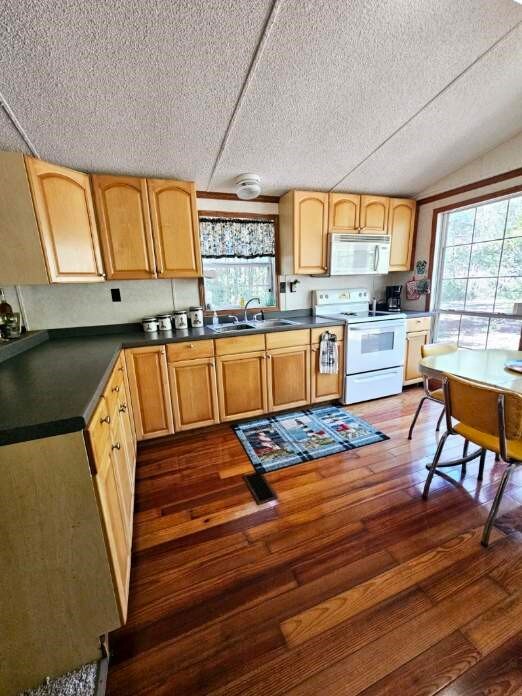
[208, 322, 256, 333]
[251, 319, 299, 327]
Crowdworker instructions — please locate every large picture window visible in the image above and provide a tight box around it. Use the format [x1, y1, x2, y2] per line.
[199, 214, 278, 311]
[432, 193, 522, 349]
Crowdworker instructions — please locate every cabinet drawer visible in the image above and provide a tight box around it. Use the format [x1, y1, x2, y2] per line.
[311, 325, 344, 344]
[86, 396, 112, 471]
[104, 359, 125, 415]
[266, 329, 310, 349]
[214, 333, 265, 356]
[406, 316, 431, 332]
[167, 339, 214, 362]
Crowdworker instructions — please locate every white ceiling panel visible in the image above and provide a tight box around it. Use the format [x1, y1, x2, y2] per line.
[0, 106, 29, 152]
[0, 0, 521, 196]
[210, 0, 522, 194]
[335, 23, 522, 196]
[0, 0, 272, 185]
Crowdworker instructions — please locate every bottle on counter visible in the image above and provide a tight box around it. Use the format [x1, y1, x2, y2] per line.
[0, 288, 13, 339]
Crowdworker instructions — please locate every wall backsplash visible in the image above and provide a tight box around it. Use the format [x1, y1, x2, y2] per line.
[279, 274, 387, 311]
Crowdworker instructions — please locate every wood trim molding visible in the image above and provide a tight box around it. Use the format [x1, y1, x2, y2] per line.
[196, 191, 280, 203]
[424, 182, 522, 311]
[416, 167, 522, 207]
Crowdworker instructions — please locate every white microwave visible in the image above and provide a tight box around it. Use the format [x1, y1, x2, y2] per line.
[329, 233, 390, 276]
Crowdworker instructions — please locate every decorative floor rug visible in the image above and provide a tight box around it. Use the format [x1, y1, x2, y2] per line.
[233, 405, 389, 474]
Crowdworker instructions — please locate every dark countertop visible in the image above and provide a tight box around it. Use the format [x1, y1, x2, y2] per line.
[0, 316, 342, 447]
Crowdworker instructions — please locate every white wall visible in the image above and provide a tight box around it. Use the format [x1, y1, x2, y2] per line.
[394, 131, 522, 312]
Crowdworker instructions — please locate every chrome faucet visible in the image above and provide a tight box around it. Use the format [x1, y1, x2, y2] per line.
[244, 297, 261, 322]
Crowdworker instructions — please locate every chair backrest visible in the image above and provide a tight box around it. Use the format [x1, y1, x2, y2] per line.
[445, 374, 522, 441]
[421, 341, 458, 359]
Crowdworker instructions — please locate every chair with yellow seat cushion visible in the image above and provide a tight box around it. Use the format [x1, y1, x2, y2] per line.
[407, 342, 458, 440]
[422, 373, 522, 546]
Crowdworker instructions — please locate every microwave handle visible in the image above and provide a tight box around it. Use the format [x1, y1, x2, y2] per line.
[373, 245, 379, 271]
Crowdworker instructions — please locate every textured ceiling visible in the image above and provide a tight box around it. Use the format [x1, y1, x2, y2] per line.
[0, 0, 521, 197]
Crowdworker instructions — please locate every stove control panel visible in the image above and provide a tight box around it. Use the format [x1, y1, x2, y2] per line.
[313, 288, 369, 305]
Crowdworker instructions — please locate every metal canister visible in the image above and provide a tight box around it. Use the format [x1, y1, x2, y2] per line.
[157, 314, 173, 331]
[173, 310, 188, 330]
[142, 317, 159, 333]
[189, 306, 204, 328]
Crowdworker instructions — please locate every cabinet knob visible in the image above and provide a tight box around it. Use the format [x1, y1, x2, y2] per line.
[267, 354, 272, 360]
[112, 443, 121, 451]
[112, 385, 120, 393]
[189, 343, 194, 348]
[118, 366, 124, 372]
[100, 415, 111, 424]
[119, 403, 127, 413]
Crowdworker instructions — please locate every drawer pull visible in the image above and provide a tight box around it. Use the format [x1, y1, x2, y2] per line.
[112, 443, 121, 451]
[119, 404, 127, 413]
[112, 385, 120, 393]
[100, 415, 111, 424]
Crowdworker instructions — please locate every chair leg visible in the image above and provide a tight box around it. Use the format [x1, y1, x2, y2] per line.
[462, 439, 469, 476]
[422, 431, 450, 500]
[478, 449, 486, 481]
[481, 463, 515, 547]
[435, 407, 445, 432]
[408, 396, 428, 440]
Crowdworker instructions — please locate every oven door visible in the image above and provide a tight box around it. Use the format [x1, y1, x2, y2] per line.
[346, 320, 406, 374]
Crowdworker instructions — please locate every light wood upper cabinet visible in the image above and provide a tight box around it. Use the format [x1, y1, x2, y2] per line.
[388, 198, 416, 271]
[360, 195, 389, 234]
[147, 178, 202, 278]
[216, 351, 267, 421]
[329, 193, 360, 232]
[92, 174, 157, 279]
[169, 358, 220, 431]
[125, 346, 174, 440]
[267, 345, 310, 411]
[25, 157, 105, 282]
[279, 190, 329, 274]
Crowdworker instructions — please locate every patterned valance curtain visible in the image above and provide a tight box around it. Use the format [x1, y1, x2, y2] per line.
[199, 217, 275, 259]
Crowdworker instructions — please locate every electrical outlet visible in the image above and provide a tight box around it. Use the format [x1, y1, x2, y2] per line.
[111, 288, 121, 302]
[279, 281, 286, 294]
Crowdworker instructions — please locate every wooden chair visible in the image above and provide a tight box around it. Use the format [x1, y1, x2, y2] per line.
[408, 342, 458, 440]
[422, 374, 522, 546]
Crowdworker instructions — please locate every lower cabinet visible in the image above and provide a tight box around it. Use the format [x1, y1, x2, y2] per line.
[311, 341, 344, 403]
[86, 352, 137, 624]
[403, 317, 432, 385]
[169, 357, 220, 430]
[267, 345, 310, 411]
[125, 345, 174, 440]
[216, 351, 268, 421]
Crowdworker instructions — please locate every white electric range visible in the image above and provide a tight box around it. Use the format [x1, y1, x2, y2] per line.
[313, 288, 406, 405]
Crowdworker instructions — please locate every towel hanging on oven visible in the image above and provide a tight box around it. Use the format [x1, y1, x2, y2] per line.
[319, 331, 339, 374]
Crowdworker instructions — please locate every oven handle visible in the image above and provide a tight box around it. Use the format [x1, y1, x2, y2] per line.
[348, 322, 405, 332]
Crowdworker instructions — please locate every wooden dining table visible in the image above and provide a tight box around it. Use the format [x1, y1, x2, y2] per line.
[419, 348, 522, 395]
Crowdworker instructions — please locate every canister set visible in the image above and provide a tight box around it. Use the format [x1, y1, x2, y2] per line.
[142, 307, 204, 333]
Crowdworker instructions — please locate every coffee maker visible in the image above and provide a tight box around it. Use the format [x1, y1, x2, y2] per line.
[385, 285, 402, 312]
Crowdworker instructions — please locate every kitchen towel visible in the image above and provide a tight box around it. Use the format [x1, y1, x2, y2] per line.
[319, 331, 338, 374]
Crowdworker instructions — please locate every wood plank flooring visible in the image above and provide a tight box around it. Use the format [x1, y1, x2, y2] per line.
[107, 387, 522, 695]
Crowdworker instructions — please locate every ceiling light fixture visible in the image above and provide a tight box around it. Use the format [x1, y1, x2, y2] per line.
[235, 173, 262, 200]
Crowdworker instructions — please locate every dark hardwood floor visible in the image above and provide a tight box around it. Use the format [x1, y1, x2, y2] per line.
[107, 387, 522, 695]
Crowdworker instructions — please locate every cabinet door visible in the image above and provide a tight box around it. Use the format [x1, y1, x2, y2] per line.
[388, 198, 416, 271]
[360, 195, 390, 234]
[93, 447, 130, 623]
[311, 342, 344, 403]
[216, 351, 267, 422]
[169, 358, 220, 431]
[147, 178, 202, 278]
[116, 379, 137, 492]
[24, 157, 105, 282]
[294, 191, 329, 274]
[404, 331, 428, 384]
[267, 345, 311, 412]
[92, 174, 157, 279]
[109, 413, 133, 539]
[125, 346, 174, 440]
[328, 193, 360, 232]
